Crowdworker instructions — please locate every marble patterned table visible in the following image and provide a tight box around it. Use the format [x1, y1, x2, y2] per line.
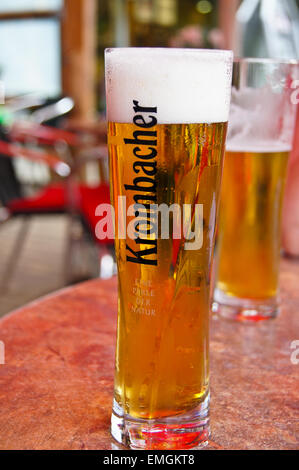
[0, 258, 298, 450]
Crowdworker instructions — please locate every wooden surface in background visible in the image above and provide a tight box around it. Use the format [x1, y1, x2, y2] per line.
[0, 258, 298, 450]
[62, 0, 97, 123]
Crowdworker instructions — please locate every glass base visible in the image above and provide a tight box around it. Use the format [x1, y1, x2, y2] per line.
[111, 393, 210, 450]
[212, 288, 279, 322]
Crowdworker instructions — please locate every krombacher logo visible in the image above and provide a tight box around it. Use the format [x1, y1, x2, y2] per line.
[124, 101, 158, 266]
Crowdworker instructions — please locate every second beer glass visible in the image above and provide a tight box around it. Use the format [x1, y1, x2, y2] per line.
[105, 48, 233, 449]
[213, 58, 298, 321]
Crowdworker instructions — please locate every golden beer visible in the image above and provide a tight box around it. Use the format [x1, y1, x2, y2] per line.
[105, 47, 233, 449]
[109, 121, 227, 420]
[215, 147, 289, 308]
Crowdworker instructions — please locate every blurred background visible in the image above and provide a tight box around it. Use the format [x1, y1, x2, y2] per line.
[0, 0, 298, 317]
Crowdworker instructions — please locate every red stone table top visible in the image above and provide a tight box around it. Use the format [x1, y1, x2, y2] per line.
[0, 258, 298, 450]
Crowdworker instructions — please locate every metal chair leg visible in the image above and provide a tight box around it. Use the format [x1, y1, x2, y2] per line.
[0, 216, 31, 293]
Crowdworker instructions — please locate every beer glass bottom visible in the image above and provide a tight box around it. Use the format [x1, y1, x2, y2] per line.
[212, 288, 279, 322]
[111, 394, 210, 450]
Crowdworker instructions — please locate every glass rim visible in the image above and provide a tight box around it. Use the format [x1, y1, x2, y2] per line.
[105, 47, 233, 56]
[234, 57, 299, 66]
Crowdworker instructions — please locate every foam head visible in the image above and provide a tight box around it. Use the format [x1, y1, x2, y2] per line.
[105, 48, 233, 124]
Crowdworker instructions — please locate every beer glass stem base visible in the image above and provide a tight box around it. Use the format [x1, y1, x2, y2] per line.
[212, 288, 279, 322]
[111, 394, 210, 450]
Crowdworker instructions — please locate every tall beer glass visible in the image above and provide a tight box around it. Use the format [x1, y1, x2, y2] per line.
[105, 48, 233, 449]
[213, 58, 298, 322]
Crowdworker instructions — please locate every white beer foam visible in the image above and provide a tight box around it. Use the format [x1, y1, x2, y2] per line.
[227, 87, 296, 151]
[226, 141, 292, 154]
[105, 48, 233, 124]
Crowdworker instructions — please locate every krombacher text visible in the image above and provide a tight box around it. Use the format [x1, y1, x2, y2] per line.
[124, 101, 158, 266]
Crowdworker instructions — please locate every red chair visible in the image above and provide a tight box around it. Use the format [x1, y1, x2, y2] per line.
[0, 137, 71, 292]
[64, 148, 114, 282]
[0, 126, 113, 290]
